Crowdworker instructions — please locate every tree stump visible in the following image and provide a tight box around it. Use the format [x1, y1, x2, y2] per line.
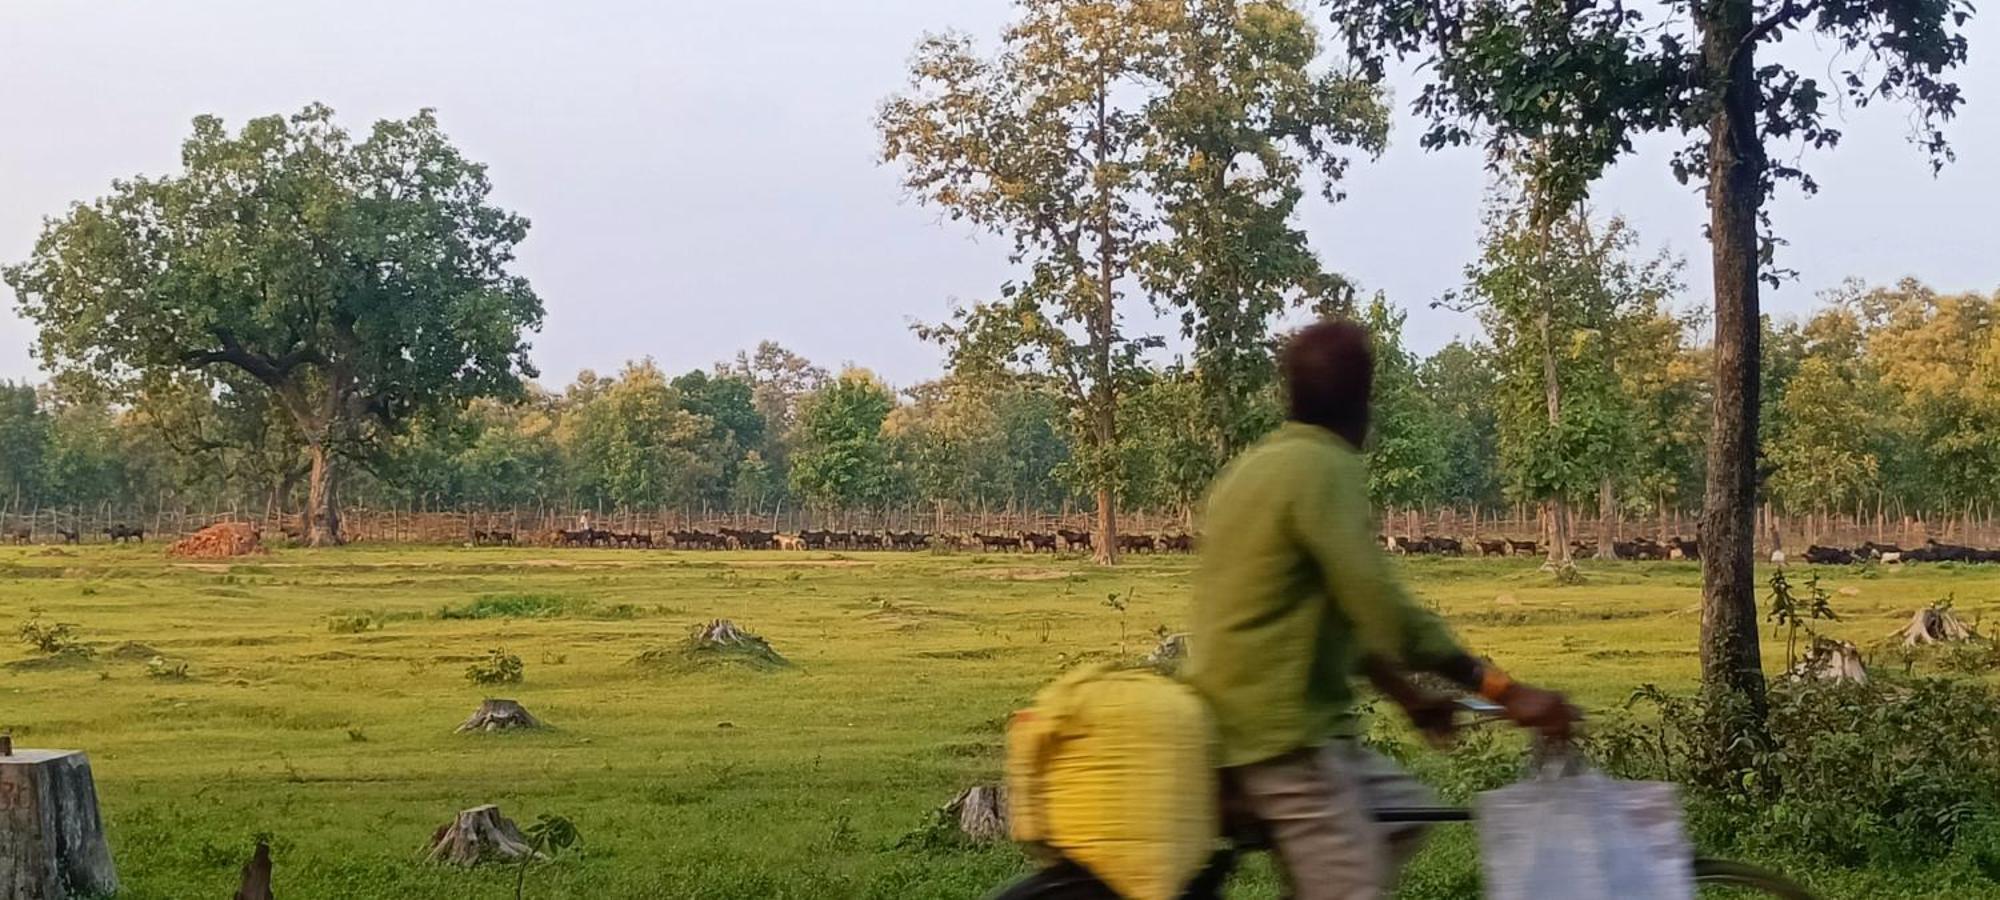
[942, 784, 1009, 843]
[456, 699, 544, 733]
[0, 749, 119, 899]
[1792, 638, 1867, 683]
[1899, 606, 1976, 646]
[1145, 632, 1188, 675]
[233, 838, 273, 900]
[426, 805, 539, 866]
[681, 619, 790, 670]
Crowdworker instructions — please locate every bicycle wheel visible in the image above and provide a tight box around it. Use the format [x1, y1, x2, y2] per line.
[1692, 857, 1817, 899]
[986, 861, 1118, 900]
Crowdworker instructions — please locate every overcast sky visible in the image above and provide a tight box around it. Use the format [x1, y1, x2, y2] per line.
[3, 1, 1995, 390]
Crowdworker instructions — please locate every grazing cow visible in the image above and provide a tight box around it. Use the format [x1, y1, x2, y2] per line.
[1116, 534, 1157, 554]
[850, 532, 884, 550]
[667, 529, 724, 550]
[1428, 536, 1463, 556]
[1856, 541, 1904, 559]
[1160, 533, 1195, 554]
[973, 533, 1023, 552]
[1507, 539, 1540, 556]
[1056, 528, 1092, 553]
[1569, 540, 1598, 558]
[55, 527, 79, 545]
[1021, 532, 1059, 554]
[3, 525, 28, 545]
[889, 531, 930, 551]
[1476, 539, 1508, 557]
[1802, 545, 1856, 565]
[493, 531, 516, 546]
[722, 528, 777, 550]
[798, 529, 833, 551]
[104, 524, 145, 543]
[1666, 537, 1699, 561]
[1614, 538, 1669, 561]
[628, 532, 654, 548]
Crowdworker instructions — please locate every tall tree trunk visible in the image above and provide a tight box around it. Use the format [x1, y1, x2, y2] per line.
[1536, 304, 1574, 572]
[1697, 0, 1768, 715]
[304, 442, 343, 547]
[1596, 476, 1617, 560]
[1089, 64, 1120, 566]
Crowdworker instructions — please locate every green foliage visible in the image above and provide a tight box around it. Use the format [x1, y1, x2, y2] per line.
[438, 594, 573, 620]
[465, 648, 524, 685]
[789, 369, 897, 511]
[4, 104, 545, 542]
[1452, 190, 1682, 512]
[18, 616, 90, 656]
[560, 361, 718, 511]
[1139, 0, 1387, 457]
[515, 813, 582, 900]
[1598, 677, 2000, 866]
[1766, 570, 1839, 672]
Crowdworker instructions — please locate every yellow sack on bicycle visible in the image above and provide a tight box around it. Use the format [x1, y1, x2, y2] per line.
[1006, 664, 1217, 900]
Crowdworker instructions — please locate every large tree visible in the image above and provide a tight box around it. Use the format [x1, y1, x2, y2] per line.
[5, 105, 544, 544]
[1140, 0, 1388, 457]
[789, 370, 899, 514]
[1322, 0, 1972, 710]
[1451, 187, 1675, 572]
[882, 0, 1171, 562]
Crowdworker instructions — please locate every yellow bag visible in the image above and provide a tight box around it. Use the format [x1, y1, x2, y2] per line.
[1006, 665, 1218, 900]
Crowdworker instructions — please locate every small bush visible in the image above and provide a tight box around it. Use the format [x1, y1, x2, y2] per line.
[438, 593, 573, 620]
[465, 648, 524, 685]
[18, 617, 91, 657]
[1594, 676, 2000, 865]
[326, 613, 379, 634]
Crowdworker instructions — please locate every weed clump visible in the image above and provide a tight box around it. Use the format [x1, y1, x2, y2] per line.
[438, 594, 573, 620]
[465, 649, 525, 685]
[633, 620, 790, 672]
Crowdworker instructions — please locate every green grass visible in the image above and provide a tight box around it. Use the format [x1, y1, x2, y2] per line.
[1, 544, 1996, 898]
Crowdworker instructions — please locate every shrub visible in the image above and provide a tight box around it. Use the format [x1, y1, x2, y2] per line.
[465, 648, 524, 685]
[1593, 676, 2000, 864]
[438, 593, 573, 620]
[326, 613, 379, 634]
[18, 617, 90, 657]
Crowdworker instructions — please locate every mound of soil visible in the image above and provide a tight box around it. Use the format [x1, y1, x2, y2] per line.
[634, 619, 791, 672]
[168, 522, 267, 559]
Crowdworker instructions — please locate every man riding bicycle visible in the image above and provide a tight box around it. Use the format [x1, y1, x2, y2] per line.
[1187, 319, 1579, 900]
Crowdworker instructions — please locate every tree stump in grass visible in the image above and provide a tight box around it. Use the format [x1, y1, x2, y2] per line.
[1793, 638, 1867, 683]
[1900, 605, 1976, 646]
[943, 784, 1010, 843]
[456, 699, 544, 733]
[233, 838, 273, 900]
[426, 805, 539, 866]
[0, 749, 119, 899]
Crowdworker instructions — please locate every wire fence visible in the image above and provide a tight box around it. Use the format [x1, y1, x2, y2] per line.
[3, 501, 1997, 551]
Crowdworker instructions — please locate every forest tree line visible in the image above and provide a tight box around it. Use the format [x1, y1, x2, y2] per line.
[3, 276, 1993, 529]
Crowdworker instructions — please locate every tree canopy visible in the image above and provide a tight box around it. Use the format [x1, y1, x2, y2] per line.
[4, 104, 544, 544]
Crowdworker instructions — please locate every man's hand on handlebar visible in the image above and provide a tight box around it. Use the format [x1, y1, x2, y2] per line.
[1492, 682, 1581, 740]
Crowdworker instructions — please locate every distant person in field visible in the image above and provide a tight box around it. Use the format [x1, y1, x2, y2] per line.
[1187, 319, 1579, 900]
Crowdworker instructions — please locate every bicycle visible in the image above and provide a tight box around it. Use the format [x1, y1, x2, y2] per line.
[989, 699, 1815, 899]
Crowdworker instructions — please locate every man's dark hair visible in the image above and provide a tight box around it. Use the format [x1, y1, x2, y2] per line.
[1280, 320, 1374, 448]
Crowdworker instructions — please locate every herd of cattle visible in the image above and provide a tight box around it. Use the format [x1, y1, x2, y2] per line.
[1384, 533, 2000, 565]
[9, 522, 1998, 565]
[523, 526, 1198, 553]
[4, 524, 147, 545]
[1385, 535, 1704, 560]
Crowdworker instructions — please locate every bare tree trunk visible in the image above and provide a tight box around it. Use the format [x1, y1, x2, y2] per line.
[1596, 476, 1617, 560]
[1545, 498, 1573, 569]
[303, 442, 343, 546]
[1088, 64, 1120, 567]
[1535, 301, 1575, 573]
[1697, 0, 1769, 717]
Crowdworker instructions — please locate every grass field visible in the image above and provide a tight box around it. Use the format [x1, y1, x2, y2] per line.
[3, 543, 1998, 898]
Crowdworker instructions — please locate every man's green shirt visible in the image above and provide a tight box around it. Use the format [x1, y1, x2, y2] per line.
[1187, 422, 1467, 767]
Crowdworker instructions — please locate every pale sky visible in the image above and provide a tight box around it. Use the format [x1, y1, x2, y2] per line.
[3, 1, 1995, 390]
